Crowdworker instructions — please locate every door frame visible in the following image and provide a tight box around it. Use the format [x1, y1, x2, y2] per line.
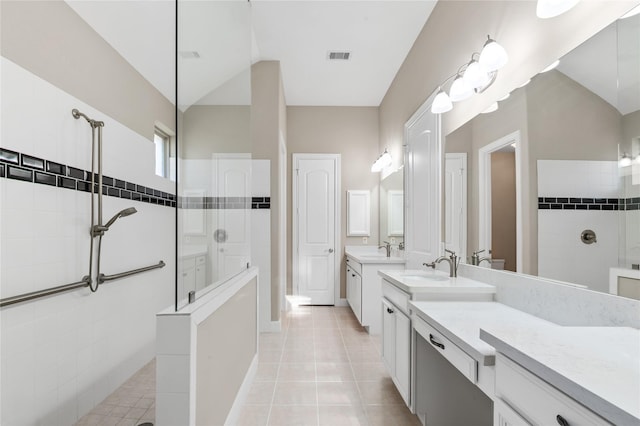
[292, 153, 341, 305]
[478, 131, 523, 272]
[279, 134, 287, 311]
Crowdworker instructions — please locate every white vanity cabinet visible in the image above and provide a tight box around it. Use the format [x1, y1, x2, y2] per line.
[344, 253, 404, 334]
[382, 295, 411, 406]
[494, 354, 610, 426]
[346, 263, 363, 323]
[179, 254, 207, 300]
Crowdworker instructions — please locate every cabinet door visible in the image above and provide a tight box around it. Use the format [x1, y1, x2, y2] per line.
[195, 265, 205, 291]
[182, 266, 196, 297]
[382, 298, 396, 376]
[494, 399, 531, 426]
[346, 266, 353, 308]
[353, 272, 362, 322]
[395, 308, 411, 406]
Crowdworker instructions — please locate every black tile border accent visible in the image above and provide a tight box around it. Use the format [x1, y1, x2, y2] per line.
[538, 196, 638, 211]
[177, 196, 270, 210]
[0, 147, 176, 208]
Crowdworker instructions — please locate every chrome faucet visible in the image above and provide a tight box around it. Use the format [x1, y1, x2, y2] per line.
[423, 249, 459, 277]
[379, 241, 392, 257]
[470, 249, 491, 266]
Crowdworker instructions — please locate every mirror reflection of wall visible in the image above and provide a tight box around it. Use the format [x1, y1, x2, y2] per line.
[379, 168, 404, 246]
[443, 11, 640, 297]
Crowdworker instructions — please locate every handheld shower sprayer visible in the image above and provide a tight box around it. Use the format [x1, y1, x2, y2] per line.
[92, 207, 137, 236]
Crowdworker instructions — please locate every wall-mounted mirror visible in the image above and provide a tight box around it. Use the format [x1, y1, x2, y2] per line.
[444, 8, 640, 298]
[379, 168, 404, 246]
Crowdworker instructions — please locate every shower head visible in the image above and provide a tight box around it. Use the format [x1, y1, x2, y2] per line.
[104, 207, 137, 228]
[92, 207, 137, 236]
[72, 108, 104, 128]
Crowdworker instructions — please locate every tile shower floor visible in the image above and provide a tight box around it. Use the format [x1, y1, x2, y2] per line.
[76, 305, 420, 426]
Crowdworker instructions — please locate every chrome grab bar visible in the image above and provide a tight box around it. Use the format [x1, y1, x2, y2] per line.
[98, 261, 166, 284]
[0, 277, 91, 308]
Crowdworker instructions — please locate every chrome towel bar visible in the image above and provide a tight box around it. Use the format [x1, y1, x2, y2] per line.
[98, 261, 166, 284]
[0, 277, 91, 308]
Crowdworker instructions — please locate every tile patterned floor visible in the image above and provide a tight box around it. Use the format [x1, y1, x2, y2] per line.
[237, 305, 421, 426]
[74, 360, 156, 426]
[75, 305, 420, 426]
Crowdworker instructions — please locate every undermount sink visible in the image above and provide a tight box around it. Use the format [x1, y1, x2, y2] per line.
[401, 273, 450, 281]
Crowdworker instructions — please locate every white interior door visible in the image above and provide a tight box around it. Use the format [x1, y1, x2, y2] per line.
[444, 153, 467, 259]
[293, 154, 339, 305]
[213, 154, 251, 279]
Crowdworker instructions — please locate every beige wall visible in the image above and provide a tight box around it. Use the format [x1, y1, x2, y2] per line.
[491, 152, 517, 272]
[252, 61, 287, 321]
[1, 1, 175, 138]
[181, 106, 251, 158]
[287, 106, 379, 298]
[195, 278, 257, 425]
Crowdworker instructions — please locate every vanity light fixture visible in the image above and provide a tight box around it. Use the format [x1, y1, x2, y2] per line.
[541, 59, 560, 73]
[432, 88, 453, 113]
[536, 0, 580, 19]
[517, 79, 531, 89]
[619, 153, 633, 168]
[479, 36, 509, 72]
[498, 93, 510, 101]
[430, 35, 508, 114]
[371, 149, 393, 173]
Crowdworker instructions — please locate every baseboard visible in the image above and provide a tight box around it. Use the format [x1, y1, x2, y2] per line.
[261, 320, 281, 333]
[224, 353, 258, 426]
[335, 298, 348, 307]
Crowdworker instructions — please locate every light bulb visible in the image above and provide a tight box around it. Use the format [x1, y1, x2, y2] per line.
[619, 153, 632, 168]
[536, 0, 580, 19]
[449, 75, 473, 102]
[479, 36, 508, 72]
[463, 60, 490, 90]
[431, 89, 453, 114]
[379, 151, 392, 169]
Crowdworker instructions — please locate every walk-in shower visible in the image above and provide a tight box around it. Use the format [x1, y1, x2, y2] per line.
[0, 110, 165, 308]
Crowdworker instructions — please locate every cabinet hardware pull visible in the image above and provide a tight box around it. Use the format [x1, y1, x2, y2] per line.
[352, 274, 356, 277]
[429, 333, 445, 350]
[556, 415, 569, 426]
[386, 307, 394, 314]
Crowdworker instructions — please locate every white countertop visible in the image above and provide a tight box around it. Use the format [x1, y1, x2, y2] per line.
[409, 301, 554, 366]
[344, 246, 405, 264]
[379, 269, 496, 294]
[481, 325, 640, 426]
[411, 301, 640, 424]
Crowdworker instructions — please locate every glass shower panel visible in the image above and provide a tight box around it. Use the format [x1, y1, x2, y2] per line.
[176, 0, 252, 310]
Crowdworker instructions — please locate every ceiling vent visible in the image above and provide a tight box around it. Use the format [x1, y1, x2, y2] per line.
[327, 51, 351, 61]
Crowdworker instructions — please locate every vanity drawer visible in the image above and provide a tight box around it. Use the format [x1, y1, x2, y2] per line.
[495, 354, 611, 426]
[413, 316, 477, 383]
[345, 257, 362, 276]
[196, 255, 206, 266]
[382, 279, 409, 314]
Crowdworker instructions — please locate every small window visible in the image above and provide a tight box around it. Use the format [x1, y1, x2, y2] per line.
[154, 128, 170, 178]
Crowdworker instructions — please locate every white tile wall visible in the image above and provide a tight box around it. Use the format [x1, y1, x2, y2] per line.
[537, 160, 618, 198]
[537, 159, 620, 292]
[1, 57, 175, 425]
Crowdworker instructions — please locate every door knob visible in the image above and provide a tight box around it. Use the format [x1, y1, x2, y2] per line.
[328, 248, 334, 253]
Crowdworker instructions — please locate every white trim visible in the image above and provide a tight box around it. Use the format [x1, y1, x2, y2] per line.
[261, 320, 282, 333]
[279, 134, 287, 315]
[478, 131, 523, 273]
[445, 153, 467, 262]
[223, 354, 258, 426]
[292, 153, 341, 305]
[335, 298, 349, 307]
[404, 91, 442, 267]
